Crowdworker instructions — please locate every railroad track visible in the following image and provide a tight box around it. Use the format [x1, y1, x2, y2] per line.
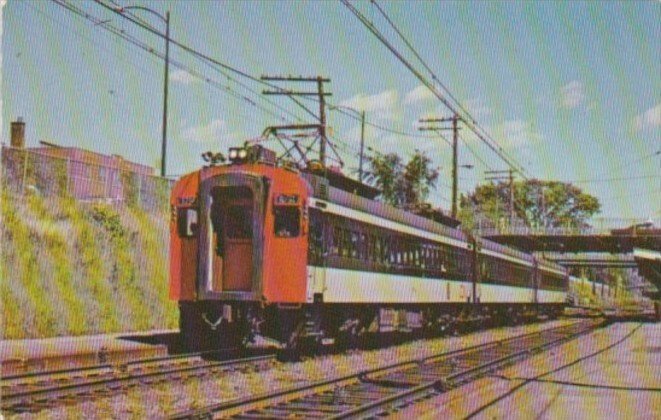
[1, 350, 277, 414]
[170, 319, 604, 419]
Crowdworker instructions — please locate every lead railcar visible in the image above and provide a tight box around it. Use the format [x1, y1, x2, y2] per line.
[170, 145, 567, 351]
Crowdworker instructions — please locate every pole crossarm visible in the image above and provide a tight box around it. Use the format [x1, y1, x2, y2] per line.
[262, 76, 331, 82]
[260, 75, 333, 166]
[418, 114, 464, 218]
[263, 91, 332, 96]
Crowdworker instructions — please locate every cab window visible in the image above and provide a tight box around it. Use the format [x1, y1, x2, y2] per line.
[274, 206, 300, 237]
[177, 208, 198, 238]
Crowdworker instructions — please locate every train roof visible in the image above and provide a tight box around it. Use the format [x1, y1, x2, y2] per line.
[479, 237, 534, 264]
[302, 172, 470, 244]
[302, 171, 566, 275]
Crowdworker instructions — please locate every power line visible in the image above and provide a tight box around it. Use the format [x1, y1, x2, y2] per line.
[51, 0, 300, 125]
[370, 0, 474, 122]
[571, 175, 659, 184]
[102, 1, 310, 124]
[341, 0, 529, 178]
[92, 0, 321, 122]
[330, 106, 437, 139]
[459, 134, 495, 172]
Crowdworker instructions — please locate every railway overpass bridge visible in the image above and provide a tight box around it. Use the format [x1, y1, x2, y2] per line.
[477, 220, 661, 299]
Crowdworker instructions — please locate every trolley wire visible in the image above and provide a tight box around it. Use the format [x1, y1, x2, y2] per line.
[92, 0, 321, 123]
[94, 1, 465, 152]
[51, 0, 299, 125]
[341, 0, 529, 178]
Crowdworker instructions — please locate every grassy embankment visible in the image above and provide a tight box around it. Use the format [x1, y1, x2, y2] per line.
[0, 191, 177, 340]
[570, 278, 637, 308]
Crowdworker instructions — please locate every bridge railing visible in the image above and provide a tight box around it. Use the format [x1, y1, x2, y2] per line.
[475, 217, 660, 237]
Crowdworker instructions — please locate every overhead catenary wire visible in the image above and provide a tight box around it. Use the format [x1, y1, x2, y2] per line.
[100, 0, 309, 124]
[98, 1, 464, 151]
[369, 0, 474, 122]
[570, 175, 660, 184]
[92, 0, 321, 122]
[341, 0, 529, 178]
[50, 0, 301, 125]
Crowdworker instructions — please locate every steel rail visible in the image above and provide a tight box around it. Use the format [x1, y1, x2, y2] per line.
[2, 353, 276, 413]
[331, 321, 599, 419]
[168, 319, 602, 419]
[3, 347, 238, 381]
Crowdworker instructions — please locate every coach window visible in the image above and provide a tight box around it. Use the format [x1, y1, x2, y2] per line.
[339, 228, 349, 257]
[350, 231, 359, 258]
[374, 237, 382, 263]
[274, 206, 300, 237]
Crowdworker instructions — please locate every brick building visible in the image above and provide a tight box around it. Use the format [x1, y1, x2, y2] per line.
[4, 118, 156, 201]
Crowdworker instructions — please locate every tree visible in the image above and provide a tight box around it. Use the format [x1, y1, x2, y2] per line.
[363, 149, 439, 208]
[459, 179, 601, 229]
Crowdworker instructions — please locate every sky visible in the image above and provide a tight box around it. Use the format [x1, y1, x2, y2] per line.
[2, 0, 660, 221]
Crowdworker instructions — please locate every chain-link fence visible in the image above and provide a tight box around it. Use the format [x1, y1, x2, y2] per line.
[1, 145, 173, 212]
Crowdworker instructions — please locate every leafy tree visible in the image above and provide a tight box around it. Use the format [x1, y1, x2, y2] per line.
[363, 149, 439, 207]
[459, 179, 601, 229]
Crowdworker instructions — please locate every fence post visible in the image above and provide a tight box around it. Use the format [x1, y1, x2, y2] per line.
[66, 156, 71, 197]
[22, 149, 29, 196]
[138, 174, 142, 207]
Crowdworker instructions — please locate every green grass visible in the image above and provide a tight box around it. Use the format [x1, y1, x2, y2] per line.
[130, 208, 178, 329]
[25, 195, 89, 335]
[57, 197, 121, 332]
[89, 203, 157, 331]
[1, 192, 58, 337]
[0, 191, 177, 339]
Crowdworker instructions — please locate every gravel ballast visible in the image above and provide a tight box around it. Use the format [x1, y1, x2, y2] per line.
[8, 319, 579, 419]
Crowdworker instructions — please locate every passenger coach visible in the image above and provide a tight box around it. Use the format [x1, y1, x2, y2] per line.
[170, 145, 568, 350]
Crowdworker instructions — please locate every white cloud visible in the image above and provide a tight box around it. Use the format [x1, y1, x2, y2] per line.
[490, 119, 543, 148]
[339, 89, 398, 114]
[560, 80, 586, 109]
[633, 103, 661, 131]
[170, 69, 197, 85]
[181, 119, 228, 143]
[404, 85, 434, 105]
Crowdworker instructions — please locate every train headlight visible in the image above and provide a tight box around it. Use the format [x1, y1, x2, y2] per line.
[228, 147, 249, 163]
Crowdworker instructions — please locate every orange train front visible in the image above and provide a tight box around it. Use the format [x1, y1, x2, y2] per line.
[170, 144, 567, 351]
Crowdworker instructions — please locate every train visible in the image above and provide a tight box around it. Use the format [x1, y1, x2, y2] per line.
[169, 144, 568, 351]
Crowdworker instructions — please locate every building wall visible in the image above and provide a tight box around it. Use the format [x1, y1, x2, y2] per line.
[26, 146, 155, 201]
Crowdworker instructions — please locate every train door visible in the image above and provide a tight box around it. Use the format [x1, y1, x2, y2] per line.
[209, 186, 254, 291]
[306, 208, 326, 302]
[222, 194, 254, 291]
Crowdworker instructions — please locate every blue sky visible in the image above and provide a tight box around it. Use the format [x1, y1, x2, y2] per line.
[2, 0, 659, 220]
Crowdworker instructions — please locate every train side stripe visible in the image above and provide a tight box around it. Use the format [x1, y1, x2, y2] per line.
[480, 248, 534, 268]
[310, 198, 470, 249]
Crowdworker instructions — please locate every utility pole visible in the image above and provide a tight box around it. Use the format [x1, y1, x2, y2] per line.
[262, 76, 331, 166]
[485, 169, 516, 228]
[161, 10, 170, 178]
[117, 5, 170, 178]
[419, 114, 462, 218]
